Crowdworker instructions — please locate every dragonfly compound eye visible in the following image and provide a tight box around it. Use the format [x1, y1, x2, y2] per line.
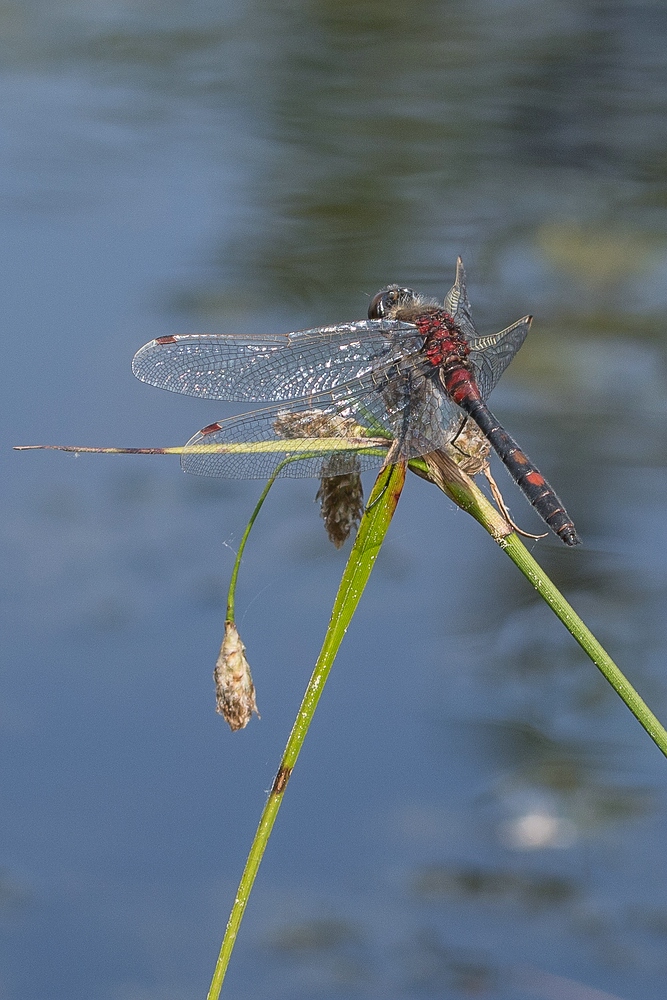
[368, 285, 416, 319]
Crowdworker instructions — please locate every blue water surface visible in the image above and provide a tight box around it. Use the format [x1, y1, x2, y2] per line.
[3, 2, 667, 998]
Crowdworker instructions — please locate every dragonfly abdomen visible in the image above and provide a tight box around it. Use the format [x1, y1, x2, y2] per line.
[458, 397, 580, 546]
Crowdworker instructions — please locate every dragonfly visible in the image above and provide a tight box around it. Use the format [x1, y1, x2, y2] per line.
[131, 258, 579, 546]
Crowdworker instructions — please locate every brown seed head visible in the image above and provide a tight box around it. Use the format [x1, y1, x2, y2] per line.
[316, 458, 364, 548]
[214, 621, 260, 731]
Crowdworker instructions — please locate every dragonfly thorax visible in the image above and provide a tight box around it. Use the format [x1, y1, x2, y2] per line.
[418, 310, 470, 368]
[415, 309, 482, 408]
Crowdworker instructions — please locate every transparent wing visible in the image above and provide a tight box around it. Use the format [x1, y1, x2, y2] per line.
[179, 367, 463, 479]
[132, 319, 423, 402]
[181, 401, 390, 479]
[468, 315, 532, 400]
[443, 256, 478, 341]
[443, 258, 531, 400]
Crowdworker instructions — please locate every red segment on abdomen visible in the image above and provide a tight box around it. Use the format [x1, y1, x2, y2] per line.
[443, 366, 482, 406]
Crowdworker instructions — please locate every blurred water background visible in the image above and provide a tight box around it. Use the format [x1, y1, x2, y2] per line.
[3, 2, 667, 997]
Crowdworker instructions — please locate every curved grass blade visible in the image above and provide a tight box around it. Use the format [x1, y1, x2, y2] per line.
[14, 438, 389, 460]
[207, 461, 406, 999]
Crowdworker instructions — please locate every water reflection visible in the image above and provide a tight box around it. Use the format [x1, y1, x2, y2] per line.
[475, 720, 654, 841]
[413, 863, 576, 906]
[400, 931, 496, 995]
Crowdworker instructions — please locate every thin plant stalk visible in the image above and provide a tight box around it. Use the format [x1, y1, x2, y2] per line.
[501, 531, 667, 751]
[14, 439, 389, 459]
[206, 462, 406, 1000]
[224, 446, 371, 619]
[225, 464, 286, 622]
[415, 450, 667, 757]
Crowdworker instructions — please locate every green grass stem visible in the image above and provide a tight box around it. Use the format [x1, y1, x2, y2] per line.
[412, 450, 667, 757]
[207, 462, 407, 999]
[225, 469, 283, 621]
[499, 531, 667, 754]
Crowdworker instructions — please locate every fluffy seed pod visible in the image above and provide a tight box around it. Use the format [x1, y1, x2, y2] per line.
[214, 621, 259, 731]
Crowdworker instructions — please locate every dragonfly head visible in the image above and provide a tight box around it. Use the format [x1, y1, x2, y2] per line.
[368, 285, 420, 320]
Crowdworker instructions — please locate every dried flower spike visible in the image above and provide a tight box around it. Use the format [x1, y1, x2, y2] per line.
[273, 408, 366, 547]
[214, 621, 260, 731]
[316, 461, 364, 548]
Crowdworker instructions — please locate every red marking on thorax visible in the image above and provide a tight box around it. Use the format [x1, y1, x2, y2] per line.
[415, 309, 481, 406]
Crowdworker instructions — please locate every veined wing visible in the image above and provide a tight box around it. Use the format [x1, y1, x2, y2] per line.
[443, 258, 531, 399]
[468, 315, 532, 401]
[180, 401, 391, 479]
[132, 319, 423, 402]
[443, 256, 478, 341]
[178, 366, 462, 479]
